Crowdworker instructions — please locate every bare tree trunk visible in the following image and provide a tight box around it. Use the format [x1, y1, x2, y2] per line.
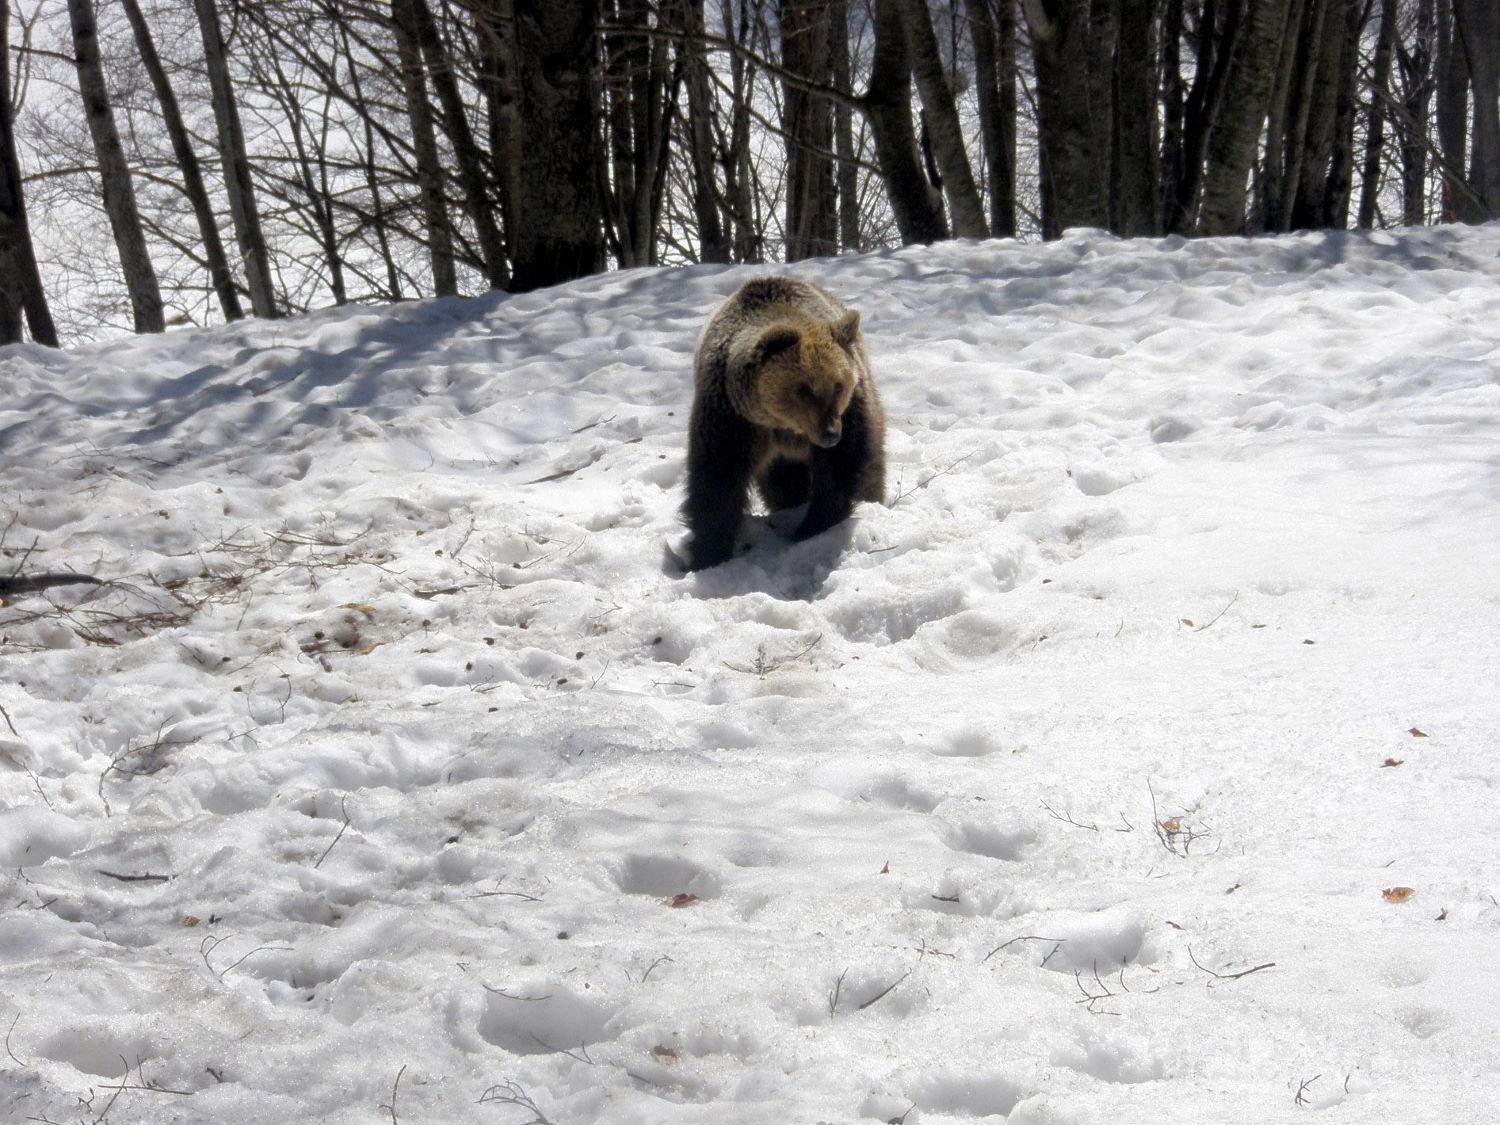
[679, 0, 731, 261]
[779, 0, 838, 259]
[1321, 0, 1364, 227]
[967, 0, 1017, 237]
[406, 0, 509, 288]
[1256, 0, 1301, 228]
[472, 0, 522, 260]
[391, 0, 457, 295]
[68, 0, 164, 333]
[1403, 0, 1438, 223]
[723, 0, 764, 262]
[121, 0, 241, 321]
[1167, 0, 1241, 234]
[1453, 0, 1500, 217]
[860, 0, 947, 243]
[193, 0, 279, 318]
[510, 1, 606, 290]
[1159, 0, 1186, 228]
[1198, 0, 1292, 235]
[600, 0, 674, 267]
[1114, 0, 1159, 235]
[1357, 0, 1396, 227]
[829, 0, 861, 252]
[899, 0, 987, 237]
[1025, 0, 1114, 238]
[0, 0, 56, 346]
[335, 15, 403, 299]
[1434, 0, 1470, 222]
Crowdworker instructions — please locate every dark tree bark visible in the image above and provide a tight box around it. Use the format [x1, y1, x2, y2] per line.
[860, 0, 947, 244]
[1434, 0, 1470, 222]
[335, 14, 402, 300]
[779, 0, 838, 259]
[1453, 0, 1500, 218]
[829, 0, 861, 252]
[472, 0, 522, 260]
[1114, 0, 1159, 235]
[967, 0, 1017, 237]
[391, 0, 457, 295]
[1321, 0, 1364, 227]
[193, 0, 279, 318]
[0, 0, 56, 346]
[722, 0, 764, 262]
[678, 0, 731, 262]
[510, 1, 606, 290]
[1357, 0, 1396, 227]
[1025, 0, 1114, 238]
[1167, 0, 1243, 234]
[898, 0, 988, 237]
[1198, 0, 1292, 235]
[601, 0, 675, 267]
[1159, 0, 1187, 228]
[121, 0, 241, 321]
[68, 0, 164, 334]
[406, 0, 509, 288]
[1401, 0, 1438, 223]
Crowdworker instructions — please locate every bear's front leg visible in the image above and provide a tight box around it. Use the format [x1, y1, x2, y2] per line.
[793, 429, 869, 544]
[681, 408, 754, 571]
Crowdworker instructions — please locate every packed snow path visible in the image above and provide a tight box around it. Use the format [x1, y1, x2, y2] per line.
[2, 226, 1498, 1124]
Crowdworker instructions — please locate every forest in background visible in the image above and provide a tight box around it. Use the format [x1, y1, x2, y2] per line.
[1, 0, 1497, 346]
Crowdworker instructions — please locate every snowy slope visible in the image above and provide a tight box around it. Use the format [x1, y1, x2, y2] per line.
[2, 225, 1499, 1125]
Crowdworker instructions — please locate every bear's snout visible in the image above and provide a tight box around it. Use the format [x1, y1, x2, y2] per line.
[816, 422, 842, 448]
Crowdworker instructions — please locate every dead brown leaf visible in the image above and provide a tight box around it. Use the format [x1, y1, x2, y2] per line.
[1382, 886, 1416, 903]
[665, 893, 699, 908]
[650, 1045, 678, 1065]
[1381, 758, 1404, 768]
[182, 915, 200, 928]
[1408, 727, 1427, 738]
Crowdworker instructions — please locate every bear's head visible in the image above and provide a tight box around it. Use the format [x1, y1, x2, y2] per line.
[753, 310, 863, 448]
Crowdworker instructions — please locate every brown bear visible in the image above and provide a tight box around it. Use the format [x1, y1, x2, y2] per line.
[680, 277, 886, 571]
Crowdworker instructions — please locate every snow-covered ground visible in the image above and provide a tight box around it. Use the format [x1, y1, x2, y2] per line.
[2, 225, 1498, 1124]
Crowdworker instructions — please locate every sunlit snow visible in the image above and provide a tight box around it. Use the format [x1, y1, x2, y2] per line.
[2, 224, 1498, 1123]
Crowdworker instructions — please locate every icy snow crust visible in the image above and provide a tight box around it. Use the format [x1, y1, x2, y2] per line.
[2, 226, 1499, 1124]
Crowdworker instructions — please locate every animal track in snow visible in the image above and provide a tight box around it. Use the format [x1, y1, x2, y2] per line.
[1030, 910, 1158, 974]
[929, 726, 1004, 757]
[906, 1071, 1027, 1119]
[610, 853, 723, 900]
[939, 817, 1037, 861]
[1051, 1031, 1167, 1083]
[477, 983, 617, 1056]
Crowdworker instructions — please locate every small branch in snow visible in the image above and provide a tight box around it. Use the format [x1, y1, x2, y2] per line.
[97, 870, 171, 884]
[888, 451, 977, 507]
[5, 1011, 25, 1067]
[725, 633, 822, 677]
[378, 1063, 406, 1125]
[477, 1079, 556, 1124]
[856, 970, 912, 1011]
[982, 934, 1069, 963]
[1294, 1074, 1322, 1108]
[1149, 781, 1210, 857]
[828, 967, 849, 1015]
[1073, 961, 1122, 1016]
[1188, 592, 1239, 632]
[481, 985, 554, 1002]
[1187, 945, 1276, 984]
[313, 796, 352, 869]
[1040, 799, 1097, 831]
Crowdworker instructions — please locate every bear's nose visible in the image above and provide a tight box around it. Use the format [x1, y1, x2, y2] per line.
[817, 423, 842, 448]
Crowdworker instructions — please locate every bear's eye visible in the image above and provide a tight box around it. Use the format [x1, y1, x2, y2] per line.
[797, 383, 816, 401]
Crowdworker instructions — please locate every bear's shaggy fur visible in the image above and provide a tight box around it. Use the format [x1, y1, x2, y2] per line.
[681, 277, 886, 571]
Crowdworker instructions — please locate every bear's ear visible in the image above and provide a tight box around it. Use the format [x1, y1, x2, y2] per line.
[832, 310, 861, 347]
[756, 324, 800, 361]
